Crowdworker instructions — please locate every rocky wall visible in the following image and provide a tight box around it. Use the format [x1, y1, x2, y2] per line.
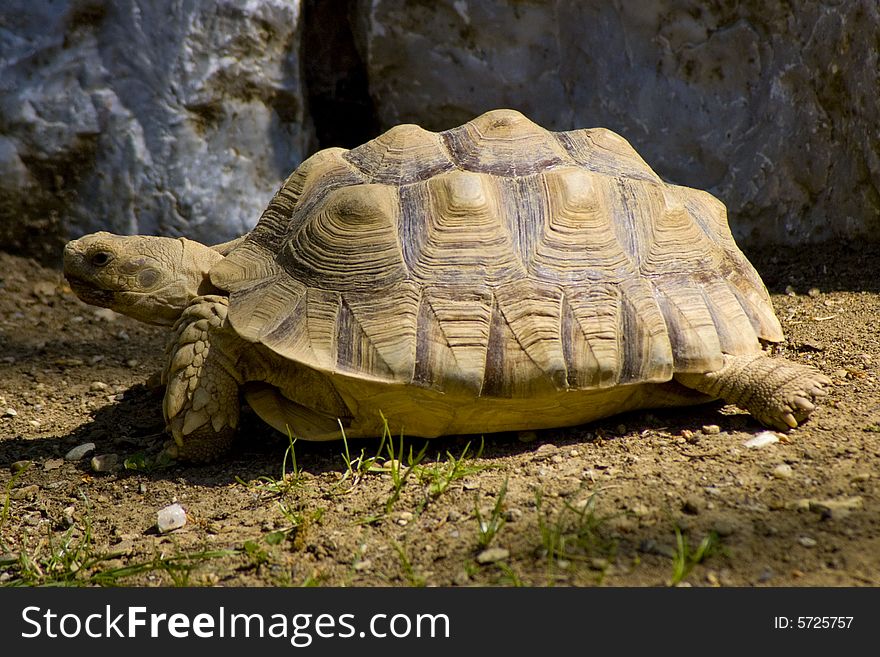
[1, 0, 877, 258]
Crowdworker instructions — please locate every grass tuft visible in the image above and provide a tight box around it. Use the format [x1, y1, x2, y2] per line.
[669, 527, 723, 586]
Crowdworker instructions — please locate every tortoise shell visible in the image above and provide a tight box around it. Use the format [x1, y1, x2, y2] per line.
[210, 109, 782, 412]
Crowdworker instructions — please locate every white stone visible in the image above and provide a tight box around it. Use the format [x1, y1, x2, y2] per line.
[744, 432, 780, 448]
[157, 503, 187, 533]
[475, 547, 509, 564]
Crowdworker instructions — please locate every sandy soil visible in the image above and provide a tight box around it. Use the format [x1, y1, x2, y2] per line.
[1, 244, 878, 587]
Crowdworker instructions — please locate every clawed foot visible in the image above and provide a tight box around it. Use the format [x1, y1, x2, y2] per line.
[755, 368, 831, 431]
[676, 353, 832, 432]
[162, 421, 235, 463]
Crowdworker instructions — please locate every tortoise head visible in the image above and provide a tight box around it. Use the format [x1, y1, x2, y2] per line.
[63, 232, 225, 326]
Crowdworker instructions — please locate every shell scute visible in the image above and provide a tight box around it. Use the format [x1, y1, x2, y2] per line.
[219, 110, 777, 396]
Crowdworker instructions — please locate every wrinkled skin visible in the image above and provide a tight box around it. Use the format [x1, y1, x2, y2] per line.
[63, 232, 224, 326]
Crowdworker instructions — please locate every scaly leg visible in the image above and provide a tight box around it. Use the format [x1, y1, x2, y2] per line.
[162, 295, 242, 461]
[675, 353, 831, 430]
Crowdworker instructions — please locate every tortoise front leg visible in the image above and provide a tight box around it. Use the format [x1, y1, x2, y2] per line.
[675, 353, 831, 430]
[162, 295, 242, 461]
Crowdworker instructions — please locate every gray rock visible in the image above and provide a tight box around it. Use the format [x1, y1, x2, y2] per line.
[6, 0, 877, 253]
[1, 0, 311, 254]
[64, 442, 96, 461]
[354, 0, 880, 244]
[157, 503, 187, 533]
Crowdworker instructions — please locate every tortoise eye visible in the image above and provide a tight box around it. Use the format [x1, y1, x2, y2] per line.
[89, 251, 113, 267]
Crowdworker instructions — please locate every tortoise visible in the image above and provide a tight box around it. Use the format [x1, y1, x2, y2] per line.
[63, 109, 830, 462]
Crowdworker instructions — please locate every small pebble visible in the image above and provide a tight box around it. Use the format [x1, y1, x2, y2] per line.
[808, 496, 862, 520]
[771, 464, 794, 479]
[93, 308, 119, 322]
[157, 503, 187, 533]
[797, 536, 817, 548]
[126, 359, 140, 368]
[681, 429, 697, 442]
[28, 420, 41, 428]
[10, 460, 32, 474]
[475, 547, 509, 564]
[65, 442, 96, 461]
[503, 508, 523, 522]
[3, 407, 17, 417]
[54, 357, 84, 367]
[799, 339, 824, 352]
[701, 424, 721, 435]
[32, 281, 57, 297]
[807, 287, 821, 298]
[535, 443, 558, 456]
[744, 432, 780, 448]
[638, 539, 676, 558]
[682, 497, 703, 515]
[353, 559, 372, 572]
[91, 453, 120, 473]
[90, 381, 109, 392]
[11, 485, 39, 500]
[43, 458, 64, 471]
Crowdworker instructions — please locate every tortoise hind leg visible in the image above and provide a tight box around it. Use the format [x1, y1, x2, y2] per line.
[162, 295, 242, 462]
[242, 383, 345, 441]
[675, 353, 831, 430]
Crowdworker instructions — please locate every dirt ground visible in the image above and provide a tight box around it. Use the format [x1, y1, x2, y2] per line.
[1, 243, 878, 587]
